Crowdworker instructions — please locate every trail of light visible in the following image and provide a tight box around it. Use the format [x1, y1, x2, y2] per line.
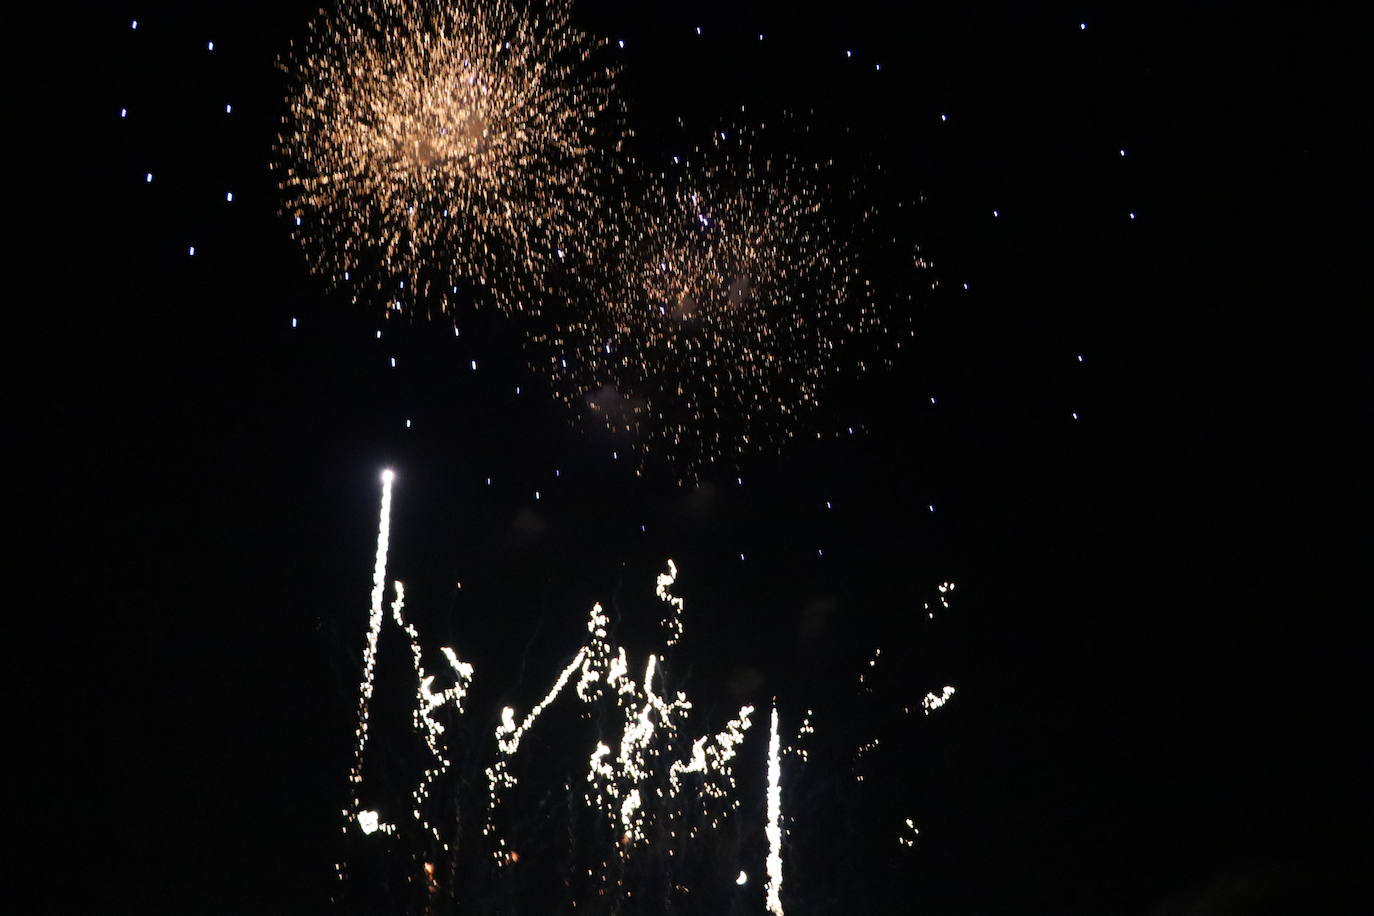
[349, 470, 394, 810]
[348, 469, 473, 843]
[765, 703, 784, 915]
[484, 562, 756, 862]
[392, 581, 475, 845]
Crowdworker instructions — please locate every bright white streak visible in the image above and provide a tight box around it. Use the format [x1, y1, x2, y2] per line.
[349, 469, 394, 798]
[765, 703, 784, 915]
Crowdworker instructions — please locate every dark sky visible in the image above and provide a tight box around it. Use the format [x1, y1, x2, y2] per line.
[31, 1, 1365, 913]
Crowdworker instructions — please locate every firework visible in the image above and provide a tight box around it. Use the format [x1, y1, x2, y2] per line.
[538, 121, 893, 481]
[339, 471, 956, 909]
[276, 0, 619, 317]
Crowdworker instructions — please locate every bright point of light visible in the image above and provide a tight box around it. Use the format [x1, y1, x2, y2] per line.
[470, 360, 477, 371]
[120, 108, 127, 118]
[188, 246, 196, 256]
[208, 41, 214, 50]
[226, 192, 233, 202]
[737, 871, 748, 886]
[131, 20, 137, 29]
[381, 469, 394, 483]
[145, 173, 152, 182]
[1129, 211, 1136, 219]
[291, 317, 298, 328]
[226, 104, 232, 114]
[922, 686, 955, 714]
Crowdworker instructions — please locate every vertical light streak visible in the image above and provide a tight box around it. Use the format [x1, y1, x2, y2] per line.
[349, 469, 394, 808]
[765, 702, 784, 915]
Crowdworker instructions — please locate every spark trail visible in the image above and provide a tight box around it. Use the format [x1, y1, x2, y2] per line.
[339, 470, 958, 909]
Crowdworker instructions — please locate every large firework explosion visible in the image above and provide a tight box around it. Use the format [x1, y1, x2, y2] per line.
[537, 120, 898, 482]
[275, 0, 620, 317]
[276, 2, 915, 481]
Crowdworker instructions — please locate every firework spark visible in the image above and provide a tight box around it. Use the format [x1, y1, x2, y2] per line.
[541, 121, 892, 480]
[340, 471, 957, 908]
[346, 469, 474, 845]
[485, 571, 754, 858]
[277, 0, 619, 316]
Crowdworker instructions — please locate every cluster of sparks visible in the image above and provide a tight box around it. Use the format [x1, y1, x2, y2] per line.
[347, 470, 474, 846]
[546, 122, 890, 480]
[481, 557, 755, 860]
[348, 471, 774, 907]
[278, 0, 903, 478]
[339, 470, 962, 906]
[277, 0, 617, 317]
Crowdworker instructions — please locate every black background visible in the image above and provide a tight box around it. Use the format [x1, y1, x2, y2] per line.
[29, 1, 1366, 913]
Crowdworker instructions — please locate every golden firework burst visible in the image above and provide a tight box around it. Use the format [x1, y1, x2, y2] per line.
[538, 121, 891, 480]
[276, 0, 620, 317]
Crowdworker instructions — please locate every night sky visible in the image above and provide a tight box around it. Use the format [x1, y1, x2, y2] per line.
[33, 2, 1366, 914]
